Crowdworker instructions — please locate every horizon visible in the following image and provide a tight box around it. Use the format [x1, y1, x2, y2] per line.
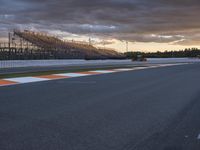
[1, 0, 200, 52]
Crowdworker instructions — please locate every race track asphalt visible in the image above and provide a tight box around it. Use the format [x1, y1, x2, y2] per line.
[0, 63, 200, 150]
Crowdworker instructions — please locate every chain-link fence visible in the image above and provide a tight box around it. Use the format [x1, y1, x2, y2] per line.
[0, 59, 132, 69]
[0, 58, 200, 69]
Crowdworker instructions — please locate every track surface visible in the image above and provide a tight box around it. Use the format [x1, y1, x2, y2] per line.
[0, 63, 200, 150]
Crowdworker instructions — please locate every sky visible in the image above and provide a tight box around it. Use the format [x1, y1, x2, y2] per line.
[0, 0, 200, 52]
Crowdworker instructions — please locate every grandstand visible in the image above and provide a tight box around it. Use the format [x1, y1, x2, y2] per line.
[0, 30, 125, 60]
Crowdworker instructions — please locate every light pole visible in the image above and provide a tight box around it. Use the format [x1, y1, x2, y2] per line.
[126, 41, 128, 53]
[8, 32, 11, 50]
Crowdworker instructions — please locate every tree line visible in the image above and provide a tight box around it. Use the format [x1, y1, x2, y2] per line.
[125, 48, 200, 58]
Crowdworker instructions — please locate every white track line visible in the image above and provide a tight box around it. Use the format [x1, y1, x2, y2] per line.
[55, 73, 89, 77]
[159, 63, 190, 67]
[90, 70, 116, 73]
[114, 68, 135, 71]
[132, 67, 149, 70]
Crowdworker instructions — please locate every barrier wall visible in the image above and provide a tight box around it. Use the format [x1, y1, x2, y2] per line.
[0, 58, 200, 69]
[0, 59, 131, 69]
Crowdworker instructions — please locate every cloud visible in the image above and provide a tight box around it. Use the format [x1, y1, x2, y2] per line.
[0, 0, 200, 46]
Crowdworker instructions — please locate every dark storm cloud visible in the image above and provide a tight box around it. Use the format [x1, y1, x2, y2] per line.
[0, 0, 200, 45]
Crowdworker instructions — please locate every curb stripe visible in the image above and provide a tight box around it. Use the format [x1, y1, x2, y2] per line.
[4, 77, 49, 83]
[0, 80, 18, 86]
[0, 63, 189, 87]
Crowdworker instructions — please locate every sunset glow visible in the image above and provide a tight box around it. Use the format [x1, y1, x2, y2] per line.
[1, 0, 200, 52]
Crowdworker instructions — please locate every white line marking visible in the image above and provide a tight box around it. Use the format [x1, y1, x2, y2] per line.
[4, 77, 49, 83]
[133, 67, 149, 70]
[55, 73, 89, 77]
[114, 68, 135, 71]
[147, 66, 160, 68]
[90, 70, 115, 73]
[159, 64, 175, 67]
[158, 63, 189, 67]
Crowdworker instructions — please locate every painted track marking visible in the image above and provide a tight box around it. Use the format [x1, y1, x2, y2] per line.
[55, 73, 89, 77]
[36, 75, 70, 79]
[0, 63, 189, 87]
[0, 80, 18, 86]
[4, 77, 49, 83]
